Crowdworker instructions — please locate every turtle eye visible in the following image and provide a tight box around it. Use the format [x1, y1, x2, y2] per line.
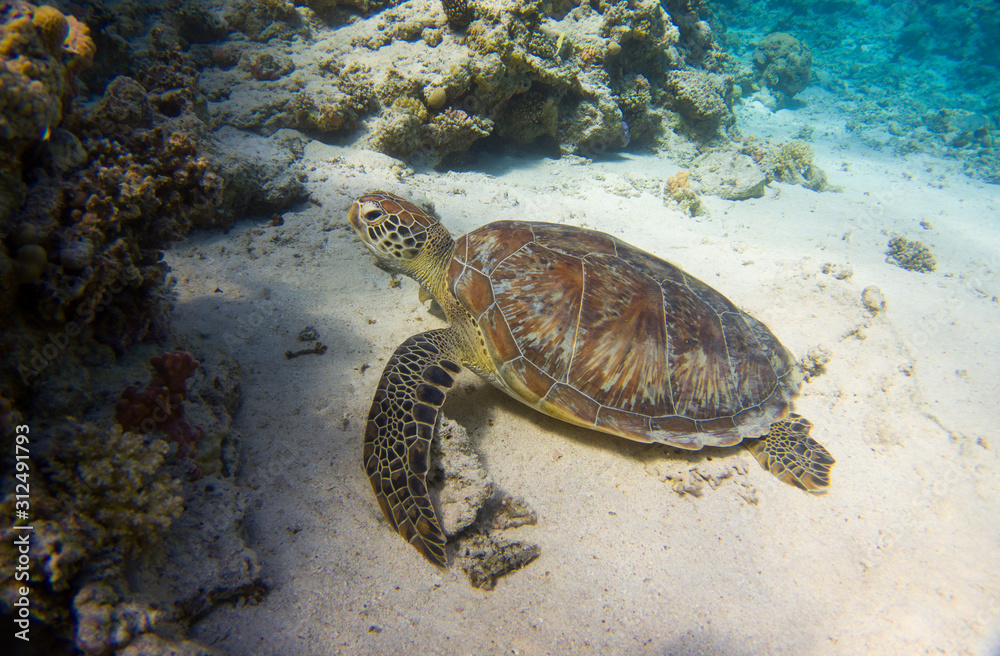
[364, 209, 383, 223]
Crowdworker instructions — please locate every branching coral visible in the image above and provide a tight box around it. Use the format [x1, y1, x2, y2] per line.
[741, 138, 828, 192]
[115, 352, 203, 458]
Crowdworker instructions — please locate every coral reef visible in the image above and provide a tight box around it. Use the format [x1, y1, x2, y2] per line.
[496, 91, 558, 144]
[200, 0, 730, 161]
[226, 0, 307, 42]
[167, 1, 229, 45]
[302, 0, 397, 22]
[886, 236, 937, 273]
[115, 352, 203, 459]
[752, 32, 812, 100]
[717, 1, 998, 181]
[8, 114, 223, 353]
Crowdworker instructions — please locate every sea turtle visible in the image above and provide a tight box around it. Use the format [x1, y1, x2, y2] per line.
[348, 191, 835, 566]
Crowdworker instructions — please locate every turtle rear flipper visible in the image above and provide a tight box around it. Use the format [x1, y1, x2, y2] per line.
[746, 414, 835, 492]
[364, 329, 463, 567]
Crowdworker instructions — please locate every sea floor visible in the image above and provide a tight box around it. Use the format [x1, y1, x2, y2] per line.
[166, 89, 1000, 655]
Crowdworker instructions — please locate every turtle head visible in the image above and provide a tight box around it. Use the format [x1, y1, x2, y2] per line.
[348, 191, 453, 281]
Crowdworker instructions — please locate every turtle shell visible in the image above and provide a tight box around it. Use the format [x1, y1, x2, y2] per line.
[447, 221, 802, 450]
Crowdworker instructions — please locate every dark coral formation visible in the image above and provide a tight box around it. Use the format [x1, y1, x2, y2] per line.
[497, 91, 558, 144]
[886, 236, 937, 273]
[116, 352, 203, 458]
[247, 51, 294, 81]
[0, 342, 243, 652]
[0, 421, 184, 633]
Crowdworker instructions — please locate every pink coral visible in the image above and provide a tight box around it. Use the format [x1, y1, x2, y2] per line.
[115, 352, 202, 457]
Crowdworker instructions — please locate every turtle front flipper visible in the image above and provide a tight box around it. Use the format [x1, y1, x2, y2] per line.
[364, 328, 463, 566]
[746, 414, 835, 492]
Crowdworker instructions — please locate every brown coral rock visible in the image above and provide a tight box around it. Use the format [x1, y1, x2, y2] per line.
[753, 32, 812, 97]
[31, 4, 68, 52]
[665, 70, 730, 121]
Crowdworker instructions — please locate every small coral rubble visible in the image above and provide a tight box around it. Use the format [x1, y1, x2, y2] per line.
[115, 352, 203, 458]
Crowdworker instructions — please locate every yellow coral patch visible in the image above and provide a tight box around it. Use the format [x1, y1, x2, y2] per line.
[32, 5, 68, 52]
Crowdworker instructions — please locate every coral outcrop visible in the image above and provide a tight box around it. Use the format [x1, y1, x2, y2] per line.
[752, 32, 812, 101]
[226, 0, 308, 42]
[442, 0, 473, 30]
[0, 422, 184, 629]
[665, 69, 732, 123]
[0, 2, 95, 223]
[740, 137, 828, 191]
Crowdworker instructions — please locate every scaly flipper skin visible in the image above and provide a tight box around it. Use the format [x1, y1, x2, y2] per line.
[745, 414, 835, 492]
[363, 328, 463, 566]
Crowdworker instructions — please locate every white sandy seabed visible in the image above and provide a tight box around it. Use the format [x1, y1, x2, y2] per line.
[165, 89, 1000, 655]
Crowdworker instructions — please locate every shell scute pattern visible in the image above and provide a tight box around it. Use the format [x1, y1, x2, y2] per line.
[451, 221, 798, 449]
